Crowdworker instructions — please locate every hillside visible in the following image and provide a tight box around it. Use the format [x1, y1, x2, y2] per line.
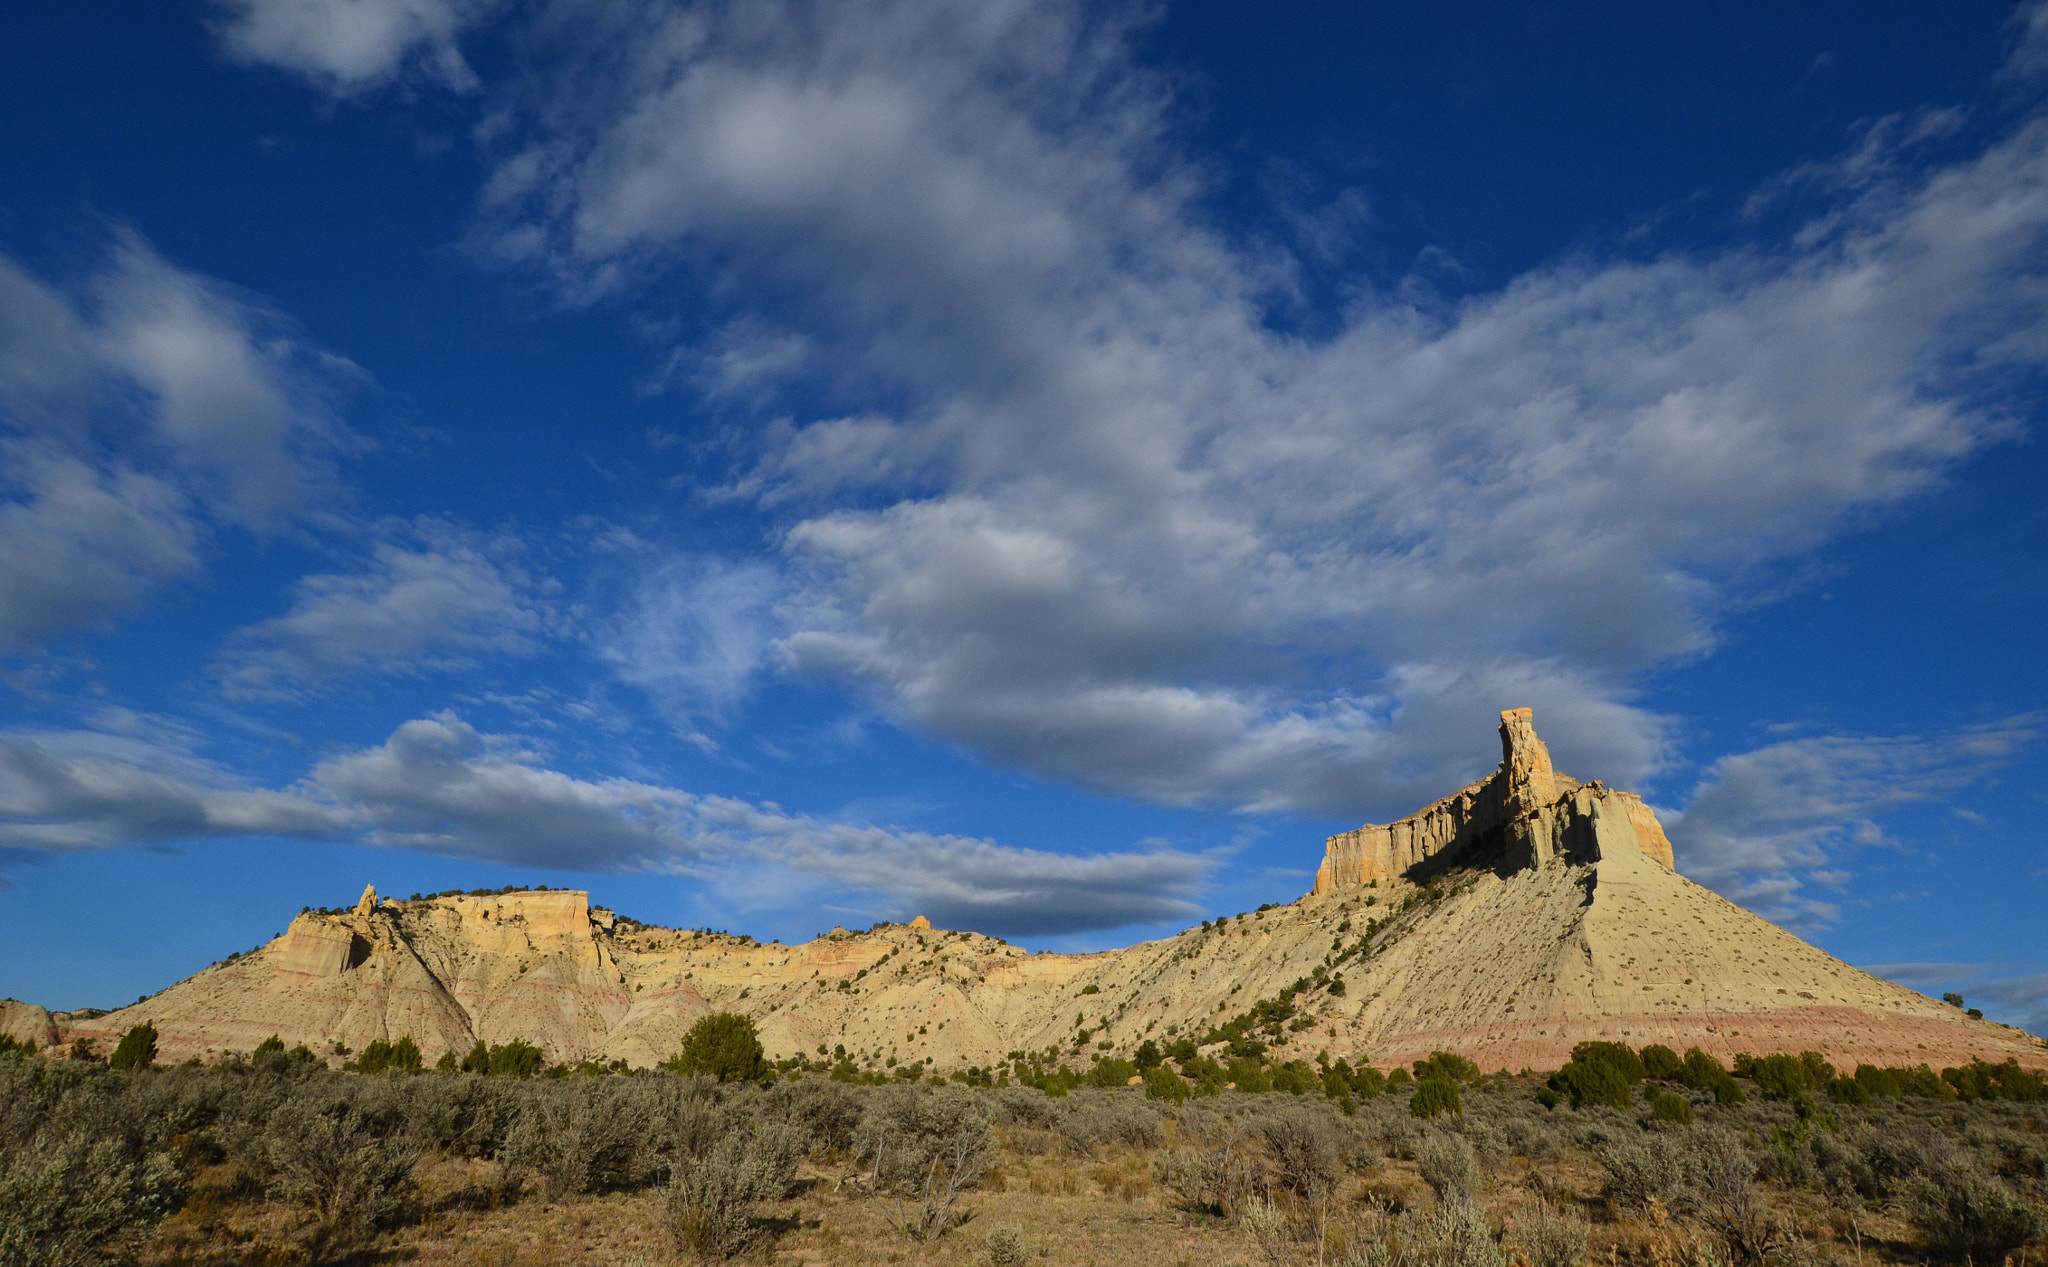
[46, 710, 2045, 1074]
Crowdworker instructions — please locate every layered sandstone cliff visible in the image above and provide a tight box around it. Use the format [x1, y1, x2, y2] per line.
[1315, 708, 1673, 894]
[47, 711, 2045, 1074]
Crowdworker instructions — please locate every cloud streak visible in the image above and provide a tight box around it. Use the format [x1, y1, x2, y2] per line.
[219, 521, 552, 698]
[0, 233, 351, 660]
[0, 712, 1213, 936]
[1666, 715, 2040, 925]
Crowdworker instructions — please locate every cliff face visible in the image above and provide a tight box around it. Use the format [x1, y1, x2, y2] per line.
[47, 711, 2045, 1075]
[1315, 708, 1673, 895]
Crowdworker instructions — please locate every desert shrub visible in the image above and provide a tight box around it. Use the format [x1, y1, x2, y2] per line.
[107, 1023, 158, 1073]
[401, 1073, 521, 1158]
[663, 1123, 800, 1261]
[854, 1084, 995, 1195]
[1499, 1111, 1569, 1162]
[1144, 1065, 1191, 1103]
[1084, 1058, 1139, 1089]
[1513, 1198, 1590, 1267]
[1735, 1051, 1835, 1101]
[1599, 1131, 1685, 1207]
[265, 1091, 421, 1253]
[354, 1036, 422, 1076]
[1411, 1075, 1462, 1119]
[1257, 1103, 1345, 1197]
[1943, 1058, 2048, 1103]
[765, 1077, 865, 1156]
[1854, 1062, 1954, 1100]
[1163, 1123, 1259, 1219]
[1413, 1051, 1482, 1084]
[1826, 1075, 1872, 1105]
[460, 1038, 545, 1078]
[1417, 1131, 1481, 1202]
[1363, 1198, 1505, 1267]
[1903, 1157, 2044, 1264]
[1679, 1127, 1783, 1267]
[1272, 1059, 1321, 1095]
[504, 1077, 649, 1198]
[0, 1134, 185, 1267]
[1676, 1048, 1745, 1105]
[664, 1013, 768, 1083]
[1228, 1056, 1272, 1094]
[1639, 1044, 1684, 1081]
[1058, 1091, 1160, 1151]
[985, 1223, 1028, 1267]
[988, 1086, 1060, 1129]
[1647, 1089, 1693, 1125]
[1547, 1058, 1632, 1111]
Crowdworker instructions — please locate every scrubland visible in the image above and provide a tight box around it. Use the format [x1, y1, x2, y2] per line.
[2, 1038, 2043, 1267]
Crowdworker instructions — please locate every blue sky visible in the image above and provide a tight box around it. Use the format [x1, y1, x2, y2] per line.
[2, 0, 2045, 1033]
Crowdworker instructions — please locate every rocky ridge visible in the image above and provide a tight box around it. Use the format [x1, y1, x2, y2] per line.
[43, 711, 2044, 1074]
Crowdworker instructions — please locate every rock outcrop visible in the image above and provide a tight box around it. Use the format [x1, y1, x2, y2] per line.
[45, 710, 2044, 1075]
[1315, 708, 1672, 894]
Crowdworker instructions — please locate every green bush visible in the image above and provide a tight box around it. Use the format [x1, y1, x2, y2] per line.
[1648, 1088, 1694, 1125]
[356, 1036, 422, 1076]
[1143, 1066, 1191, 1103]
[1410, 1074, 1462, 1119]
[1084, 1058, 1138, 1088]
[665, 1014, 768, 1084]
[1941, 1058, 2048, 1103]
[1825, 1075, 1872, 1106]
[1226, 1057, 1271, 1094]
[108, 1023, 157, 1073]
[1413, 1051, 1481, 1083]
[1570, 1041, 1646, 1083]
[1547, 1058, 1632, 1111]
[1271, 1059, 1319, 1095]
[1639, 1044, 1684, 1081]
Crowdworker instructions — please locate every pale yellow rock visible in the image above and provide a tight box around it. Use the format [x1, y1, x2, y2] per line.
[355, 884, 378, 917]
[0, 998, 58, 1048]
[45, 712, 2045, 1075]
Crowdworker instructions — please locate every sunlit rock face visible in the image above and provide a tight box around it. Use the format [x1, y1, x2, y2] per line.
[1314, 707, 1674, 895]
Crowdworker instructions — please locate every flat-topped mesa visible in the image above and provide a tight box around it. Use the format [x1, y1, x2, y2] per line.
[1313, 708, 1673, 895]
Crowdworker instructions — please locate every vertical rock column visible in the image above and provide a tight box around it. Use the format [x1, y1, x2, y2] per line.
[1499, 708, 1561, 869]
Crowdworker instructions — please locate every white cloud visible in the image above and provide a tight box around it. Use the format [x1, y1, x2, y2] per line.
[596, 555, 781, 730]
[0, 235, 349, 659]
[219, 521, 549, 697]
[1665, 715, 2040, 925]
[0, 712, 1213, 936]
[0, 727, 340, 851]
[209, 0, 504, 93]
[452, 0, 2048, 820]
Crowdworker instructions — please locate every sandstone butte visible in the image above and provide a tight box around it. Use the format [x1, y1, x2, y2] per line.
[10, 709, 2043, 1076]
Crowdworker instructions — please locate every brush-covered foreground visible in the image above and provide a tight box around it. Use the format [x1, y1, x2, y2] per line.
[2, 1040, 2043, 1267]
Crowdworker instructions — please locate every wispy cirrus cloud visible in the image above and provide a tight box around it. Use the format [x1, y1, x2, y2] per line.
[0, 712, 1212, 936]
[208, 0, 505, 94]
[0, 232, 354, 660]
[1665, 715, 2041, 926]
[218, 520, 554, 698]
